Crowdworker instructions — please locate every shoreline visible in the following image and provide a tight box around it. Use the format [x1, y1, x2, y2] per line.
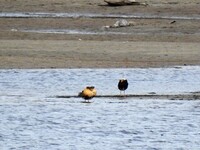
[56, 93, 200, 100]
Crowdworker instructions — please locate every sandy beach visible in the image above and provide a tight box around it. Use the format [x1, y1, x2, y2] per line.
[0, 0, 200, 68]
[0, 40, 200, 69]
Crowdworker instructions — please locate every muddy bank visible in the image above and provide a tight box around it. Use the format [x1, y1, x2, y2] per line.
[1, 0, 199, 15]
[56, 93, 200, 100]
[0, 0, 200, 68]
[0, 0, 200, 42]
[0, 17, 200, 42]
[0, 40, 200, 69]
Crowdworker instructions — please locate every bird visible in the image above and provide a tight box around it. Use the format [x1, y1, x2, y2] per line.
[78, 86, 97, 102]
[118, 79, 128, 96]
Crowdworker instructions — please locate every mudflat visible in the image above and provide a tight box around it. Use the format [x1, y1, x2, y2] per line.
[0, 0, 200, 68]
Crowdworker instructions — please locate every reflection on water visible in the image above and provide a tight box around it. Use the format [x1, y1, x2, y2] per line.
[0, 67, 200, 149]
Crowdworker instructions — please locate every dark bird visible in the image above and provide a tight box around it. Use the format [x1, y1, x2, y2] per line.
[78, 86, 97, 102]
[118, 79, 128, 95]
[170, 20, 176, 24]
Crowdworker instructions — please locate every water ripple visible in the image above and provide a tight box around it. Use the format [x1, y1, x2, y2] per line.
[1, 67, 200, 149]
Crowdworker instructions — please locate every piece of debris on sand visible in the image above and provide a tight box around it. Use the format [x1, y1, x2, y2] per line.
[102, 19, 136, 29]
[104, 0, 148, 6]
[170, 20, 176, 24]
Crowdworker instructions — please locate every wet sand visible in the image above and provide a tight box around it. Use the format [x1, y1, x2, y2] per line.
[0, 0, 200, 68]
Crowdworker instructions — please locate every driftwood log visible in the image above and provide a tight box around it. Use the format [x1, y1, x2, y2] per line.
[104, 0, 147, 6]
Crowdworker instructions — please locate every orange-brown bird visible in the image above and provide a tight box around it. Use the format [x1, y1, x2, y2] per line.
[78, 86, 97, 102]
[118, 79, 128, 95]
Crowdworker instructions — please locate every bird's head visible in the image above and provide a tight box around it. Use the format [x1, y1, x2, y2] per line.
[86, 86, 95, 90]
[119, 79, 127, 82]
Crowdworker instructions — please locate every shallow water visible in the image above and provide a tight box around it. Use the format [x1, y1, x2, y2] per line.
[20, 29, 131, 35]
[1, 12, 200, 20]
[1, 66, 200, 149]
[20, 28, 200, 36]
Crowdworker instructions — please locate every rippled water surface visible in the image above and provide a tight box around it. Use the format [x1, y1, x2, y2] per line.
[1, 67, 200, 149]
